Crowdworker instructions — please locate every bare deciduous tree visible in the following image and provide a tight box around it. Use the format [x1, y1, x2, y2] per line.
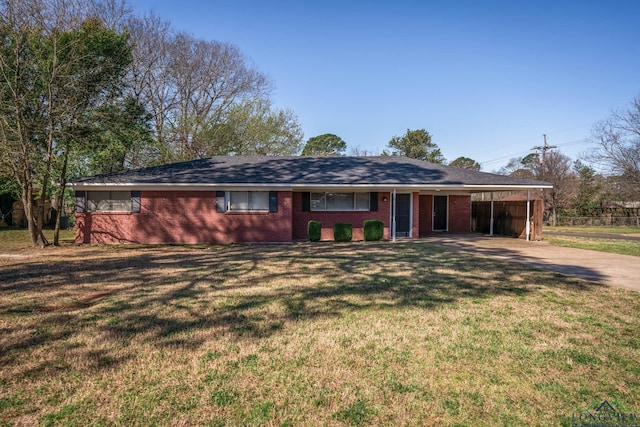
[588, 95, 640, 195]
[126, 13, 175, 161]
[126, 15, 274, 162]
[349, 146, 380, 156]
[498, 152, 576, 225]
[531, 151, 574, 225]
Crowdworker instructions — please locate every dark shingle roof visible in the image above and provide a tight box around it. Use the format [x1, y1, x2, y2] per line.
[71, 156, 551, 189]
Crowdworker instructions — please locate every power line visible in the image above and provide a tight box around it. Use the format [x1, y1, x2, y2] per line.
[554, 138, 592, 148]
[467, 124, 592, 159]
[478, 137, 593, 168]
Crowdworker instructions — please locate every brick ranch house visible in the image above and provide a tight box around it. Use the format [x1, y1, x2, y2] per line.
[71, 156, 552, 244]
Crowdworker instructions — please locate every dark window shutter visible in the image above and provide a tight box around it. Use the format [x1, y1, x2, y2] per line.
[369, 192, 378, 212]
[131, 191, 141, 213]
[302, 192, 310, 212]
[75, 191, 86, 213]
[269, 191, 278, 213]
[216, 191, 226, 212]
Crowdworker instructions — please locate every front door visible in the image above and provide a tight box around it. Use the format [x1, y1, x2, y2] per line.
[433, 195, 448, 231]
[395, 193, 411, 237]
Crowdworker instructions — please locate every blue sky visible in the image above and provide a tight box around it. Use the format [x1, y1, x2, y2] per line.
[129, 0, 640, 171]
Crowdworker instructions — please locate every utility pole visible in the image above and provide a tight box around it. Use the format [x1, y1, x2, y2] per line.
[532, 134, 558, 225]
[532, 134, 557, 166]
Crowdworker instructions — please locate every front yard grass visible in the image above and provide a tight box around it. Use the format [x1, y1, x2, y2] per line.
[1, 242, 639, 425]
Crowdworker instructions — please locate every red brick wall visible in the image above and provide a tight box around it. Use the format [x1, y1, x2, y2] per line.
[76, 191, 293, 244]
[76, 212, 138, 244]
[418, 194, 470, 235]
[292, 192, 391, 241]
[75, 190, 472, 244]
[449, 195, 471, 232]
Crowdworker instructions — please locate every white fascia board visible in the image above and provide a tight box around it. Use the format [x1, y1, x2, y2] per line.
[71, 182, 552, 192]
[290, 184, 553, 192]
[457, 184, 553, 191]
[70, 183, 294, 192]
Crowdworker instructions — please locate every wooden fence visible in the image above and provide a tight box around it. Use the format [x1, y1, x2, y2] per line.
[556, 216, 640, 227]
[472, 200, 544, 240]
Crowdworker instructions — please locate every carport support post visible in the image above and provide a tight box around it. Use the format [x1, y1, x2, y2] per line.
[526, 190, 531, 241]
[489, 192, 494, 236]
[392, 189, 397, 242]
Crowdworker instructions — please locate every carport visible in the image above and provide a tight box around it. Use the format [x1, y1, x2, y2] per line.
[472, 191, 545, 241]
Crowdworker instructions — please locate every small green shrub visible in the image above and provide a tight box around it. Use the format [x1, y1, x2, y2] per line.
[333, 223, 352, 242]
[308, 220, 321, 242]
[363, 220, 384, 241]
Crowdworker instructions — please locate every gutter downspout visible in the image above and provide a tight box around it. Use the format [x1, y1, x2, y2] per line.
[526, 190, 531, 241]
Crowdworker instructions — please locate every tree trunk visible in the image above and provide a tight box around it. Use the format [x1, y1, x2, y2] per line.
[53, 194, 65, 246]
[23, 188, 38, 246]
[35, 191, 47, 248]
[550, 206, 557, 227]
[53, 150, 69, 246]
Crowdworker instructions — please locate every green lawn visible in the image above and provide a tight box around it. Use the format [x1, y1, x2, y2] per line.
[0, 228, 75, 251]
[544, 226, 640, 257]
[1, 241, 639, 425]
[547, 226, 640, 235]
[546, 235, 640, 257]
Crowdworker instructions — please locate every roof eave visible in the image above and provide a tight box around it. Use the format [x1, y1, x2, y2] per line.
[70, 182, 553, 192]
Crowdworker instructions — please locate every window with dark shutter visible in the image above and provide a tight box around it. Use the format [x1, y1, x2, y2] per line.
[302, 192, 311, 212]
[215, 191, 226, 212]
[269, 191, 278, 213]
[370, 192, 378, 212]
[131, 191, 141, 213]
[86, 191, 131, 212]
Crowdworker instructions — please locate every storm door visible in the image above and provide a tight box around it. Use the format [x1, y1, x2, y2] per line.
[433, 195, 448, 231]
[395, 193, 411, 237]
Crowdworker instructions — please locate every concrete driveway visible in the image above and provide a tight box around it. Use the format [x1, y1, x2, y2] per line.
[429, 234, 640, 292]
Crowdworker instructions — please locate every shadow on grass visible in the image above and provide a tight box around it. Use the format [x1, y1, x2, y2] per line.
[0, 242, 605, 376]
[431, 236, 615, 284]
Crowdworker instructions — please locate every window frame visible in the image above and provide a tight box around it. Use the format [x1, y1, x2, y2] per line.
[86, 191, 133, 213]
[310, 192, 371, 212]
[226, 191, 271, 212]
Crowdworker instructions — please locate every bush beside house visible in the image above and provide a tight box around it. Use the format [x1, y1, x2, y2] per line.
[363, 220, 384, 241]
[333, 223, 352, 242]
[308, 220, 321, 241]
